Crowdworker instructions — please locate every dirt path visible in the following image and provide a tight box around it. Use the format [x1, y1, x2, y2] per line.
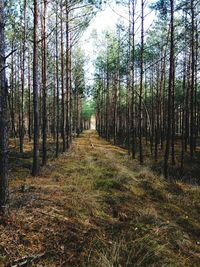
[0, 131, 200, 266]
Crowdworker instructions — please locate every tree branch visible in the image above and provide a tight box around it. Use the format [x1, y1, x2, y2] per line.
[5, 49, 17, 60]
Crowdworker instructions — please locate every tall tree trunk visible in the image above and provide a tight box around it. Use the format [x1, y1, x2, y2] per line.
[0, 0, 9, 214]
[127, 0, 131, 155]
[55, 2, 59, 157]
[171, 58, 175, 165]
[32, 0, 40, 176]
[190, 0, 195, 158]
[10, 41, 16, 138]
[42, 0, 48, 165]
[164, 0, 174, 178]
[181, 47, 187, 173]
[19, 0, 27, 153]
[131, 0, 136, 159]
[65, 0, 69, 149]
[139, 0, 144, 164]
[194, 19, 198, 150]
[28, 50, 32, 141]
[69, 33, 73, 145]
[61, 0, 66, 152]
[52, 61, 56, 141]
[155, 66, 160, 162]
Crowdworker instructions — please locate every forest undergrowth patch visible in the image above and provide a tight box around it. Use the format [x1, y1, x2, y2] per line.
[0, 131, 200, 266]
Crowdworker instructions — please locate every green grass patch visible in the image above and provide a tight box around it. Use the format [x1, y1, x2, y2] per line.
[94, 178, 124, 191]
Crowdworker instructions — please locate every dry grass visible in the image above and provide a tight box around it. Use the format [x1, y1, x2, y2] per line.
[0, 131, 200, 266]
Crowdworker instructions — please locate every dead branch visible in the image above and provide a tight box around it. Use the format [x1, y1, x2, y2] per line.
[5, 49, 17, 60]
[7, 252, 45, 267]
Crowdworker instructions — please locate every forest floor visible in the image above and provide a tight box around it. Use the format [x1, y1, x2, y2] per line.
[0, 131, 200, 266]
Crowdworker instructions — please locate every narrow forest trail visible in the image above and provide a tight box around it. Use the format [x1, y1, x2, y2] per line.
[1, 131, 200, 267]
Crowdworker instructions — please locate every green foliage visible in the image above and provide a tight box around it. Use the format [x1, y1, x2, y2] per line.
[73, 47, 86, 96]
[150, 0, 170, 18]
[82, 100, 96, 120]
[86, 0, 104, 9]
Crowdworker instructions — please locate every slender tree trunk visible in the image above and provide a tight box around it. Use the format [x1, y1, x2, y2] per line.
[32, 0, 40, 176]
[131, 0, 136, 159]
[164, 0, 174, 178]
[0, 0, 9, 214]
[10, 41, 16, 138]
[69, 37, 73, 144]
[106, 47, 110, 141]
[190, 0, 195, 158]
[19, 0, 26, 153]
[171, 59, 176, 165]
[65, 0, 69, 149]
[150, 72, 154, 155]
[42, 0, 48, 165]
[55, 3, 59, 157]
[139, 0, 144, 164]
[60, 0, 66, 152]
[185, 55, 191, 151]
[194, 19, 198, 150]
[155, 67, 160, 162]
[181, 55, 186, 173]
[127, 0, 132, 155]
[28, 50, 32, 141]
[53, 62, 56, 141]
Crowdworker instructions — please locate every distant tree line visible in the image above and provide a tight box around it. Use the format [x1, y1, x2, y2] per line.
[94, 0, 200, 178]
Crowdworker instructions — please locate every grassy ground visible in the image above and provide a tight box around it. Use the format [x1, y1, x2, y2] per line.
[0, 131, 200, 266]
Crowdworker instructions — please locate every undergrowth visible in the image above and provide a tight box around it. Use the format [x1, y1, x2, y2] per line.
[0, 131, 200, 266]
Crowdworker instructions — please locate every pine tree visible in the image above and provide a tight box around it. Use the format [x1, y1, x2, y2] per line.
[0, 0, 9, 213]
[32, 0, 40, 176]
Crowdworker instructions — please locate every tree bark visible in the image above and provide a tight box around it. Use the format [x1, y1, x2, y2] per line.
[19, 0, 26, 154]
[190, 0, 195, 158]
[42, 0, 48, 165]
[139, 0, 144, 164]
[32, 0, 40, 176]
[55, 2, 59, 158]
[0, 0, 9, 214]
[61, 0, 66, 152]
[164, 0, 174, 178]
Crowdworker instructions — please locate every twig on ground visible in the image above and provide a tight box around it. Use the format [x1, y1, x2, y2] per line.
[7, 252, 46, 267]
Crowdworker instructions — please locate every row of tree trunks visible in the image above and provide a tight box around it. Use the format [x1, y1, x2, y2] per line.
[95, 0, 199, 179]
[0, 0, 96, 214]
